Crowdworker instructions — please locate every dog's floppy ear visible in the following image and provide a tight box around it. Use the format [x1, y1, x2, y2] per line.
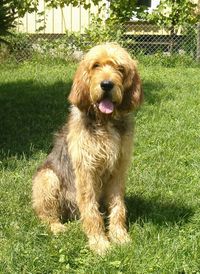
[119, 62, 143, 111]
[131, 69, 143, 108]
[68, 60, 91, 110]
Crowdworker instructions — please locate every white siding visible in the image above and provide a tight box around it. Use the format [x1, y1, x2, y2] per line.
[16, 0, 103, 33]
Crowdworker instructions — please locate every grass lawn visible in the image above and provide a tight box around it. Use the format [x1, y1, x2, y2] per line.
[0, 57, 200, 273]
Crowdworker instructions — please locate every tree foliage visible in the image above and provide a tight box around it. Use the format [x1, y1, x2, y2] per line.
[0, 0, 17, 40]
[106, 0, 150, 23]
[107, 0, 137, 22]
[148, 0, 200, 34]
[44, 0, 101, 9]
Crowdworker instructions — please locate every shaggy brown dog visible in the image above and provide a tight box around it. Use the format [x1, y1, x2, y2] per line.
[32, 43, 143, 255]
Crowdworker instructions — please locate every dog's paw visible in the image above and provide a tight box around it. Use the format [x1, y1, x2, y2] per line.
[109, 226, 131, 245]
[50, 222, 67, 234]
[88, 234, 110, 255]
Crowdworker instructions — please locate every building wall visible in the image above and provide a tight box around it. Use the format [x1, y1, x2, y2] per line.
[16, 0, 101, 33]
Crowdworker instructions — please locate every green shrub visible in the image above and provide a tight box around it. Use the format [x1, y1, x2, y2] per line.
[0, 32, 33, 61]
[81, 16, 126, 50]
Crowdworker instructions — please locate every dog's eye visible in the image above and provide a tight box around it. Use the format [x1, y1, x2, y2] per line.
[92, 63, 100, 69]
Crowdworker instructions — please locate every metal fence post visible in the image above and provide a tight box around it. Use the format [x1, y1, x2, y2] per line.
[197, 22, 200, 62]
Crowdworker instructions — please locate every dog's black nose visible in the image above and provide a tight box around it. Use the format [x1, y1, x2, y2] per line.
[100, 80, 114, 92]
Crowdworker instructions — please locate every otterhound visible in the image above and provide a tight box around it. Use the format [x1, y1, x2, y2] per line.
[32, 43, 143, 254]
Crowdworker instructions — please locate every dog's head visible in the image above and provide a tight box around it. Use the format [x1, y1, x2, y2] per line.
[68, 43, 143, 115]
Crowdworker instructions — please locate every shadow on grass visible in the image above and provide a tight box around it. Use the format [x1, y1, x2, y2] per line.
[0, 77, 171, 161]
[0, 78, 165, 158]
[0, 80, 72, 158]
[142, 80, 175, 105]
[126, 195, 194, 227]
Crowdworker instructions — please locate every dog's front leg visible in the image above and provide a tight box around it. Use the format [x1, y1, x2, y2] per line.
[75, 171, 110, 255]
[106, 176, 131, 245]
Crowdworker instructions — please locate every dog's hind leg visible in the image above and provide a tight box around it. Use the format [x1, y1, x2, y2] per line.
[32, 168, 66, 234]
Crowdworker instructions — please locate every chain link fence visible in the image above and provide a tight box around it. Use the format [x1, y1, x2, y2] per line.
[1, 22, 200, 63]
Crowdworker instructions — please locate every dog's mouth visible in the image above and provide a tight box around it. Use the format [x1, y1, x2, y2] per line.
[97, 99, 114, 114]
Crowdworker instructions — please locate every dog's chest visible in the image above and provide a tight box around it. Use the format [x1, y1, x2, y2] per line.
[91, 125, 121, 171]
[69, 123, 121, 173]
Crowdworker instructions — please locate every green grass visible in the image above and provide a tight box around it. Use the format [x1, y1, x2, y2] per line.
[0, 58, 200, 273]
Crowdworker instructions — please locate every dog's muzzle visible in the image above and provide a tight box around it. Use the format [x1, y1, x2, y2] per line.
[97, 80, 115, 114]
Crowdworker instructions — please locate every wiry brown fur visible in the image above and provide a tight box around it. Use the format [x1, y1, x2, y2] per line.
[32, 43, 143, 254]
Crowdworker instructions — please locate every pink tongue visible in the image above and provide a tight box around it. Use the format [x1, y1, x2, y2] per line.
[98, 99, 114, 114]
